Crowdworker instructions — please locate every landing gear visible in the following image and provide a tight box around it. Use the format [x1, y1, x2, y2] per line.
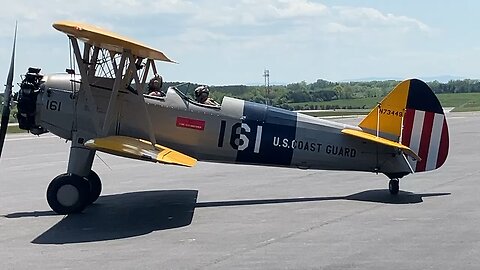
[47, 173, 90, 214]
[46, 170, 103, 214]
[389, 178, 400, 195]
[86, 170, 102, 204]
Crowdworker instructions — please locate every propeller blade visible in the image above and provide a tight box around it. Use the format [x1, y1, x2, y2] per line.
[0, 22, 17, 158]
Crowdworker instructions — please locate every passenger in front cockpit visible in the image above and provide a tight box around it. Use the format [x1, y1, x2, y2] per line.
[147, 74, 165, 97]
[194, 85, 219, 106]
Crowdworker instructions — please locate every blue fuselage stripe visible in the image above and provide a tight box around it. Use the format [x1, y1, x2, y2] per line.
[236, 101, 297, 165]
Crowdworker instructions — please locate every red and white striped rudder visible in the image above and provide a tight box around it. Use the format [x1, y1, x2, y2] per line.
[401, 79, 449, 172]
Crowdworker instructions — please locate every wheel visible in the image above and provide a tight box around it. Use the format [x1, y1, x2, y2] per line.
[389, 179, 400, 195]
[86, 170, 102, 204]
[46, 173, 90, 214]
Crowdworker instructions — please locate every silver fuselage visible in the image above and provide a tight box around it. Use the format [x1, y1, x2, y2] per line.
[35, 74, 410, 175]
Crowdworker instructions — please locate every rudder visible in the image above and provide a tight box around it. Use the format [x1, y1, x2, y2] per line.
[401, 79, 449, 172]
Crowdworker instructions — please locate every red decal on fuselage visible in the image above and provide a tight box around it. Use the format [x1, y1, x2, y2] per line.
[176, 117, 205, 130]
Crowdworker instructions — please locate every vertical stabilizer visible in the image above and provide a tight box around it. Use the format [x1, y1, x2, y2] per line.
[359, 79, 449, 172]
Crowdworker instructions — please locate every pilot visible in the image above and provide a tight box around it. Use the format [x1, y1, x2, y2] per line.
[194, 85, 219, 106]
[147, 75, 165, 97]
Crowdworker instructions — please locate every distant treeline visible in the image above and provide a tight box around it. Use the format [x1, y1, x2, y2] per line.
[165, 79, 480, 110]
[2, 79, 479, 112]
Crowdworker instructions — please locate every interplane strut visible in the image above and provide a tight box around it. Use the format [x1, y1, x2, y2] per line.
[68, 36, 158, 147]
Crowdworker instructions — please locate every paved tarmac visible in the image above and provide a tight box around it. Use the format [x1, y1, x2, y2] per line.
[0, 112, 479, 270]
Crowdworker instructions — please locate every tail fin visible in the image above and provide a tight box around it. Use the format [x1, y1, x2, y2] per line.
[359, 79, 449, 172]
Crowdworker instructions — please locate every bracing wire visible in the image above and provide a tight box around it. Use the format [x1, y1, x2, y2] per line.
[68, 39, 75, 93]
[95, 153, 112, 171]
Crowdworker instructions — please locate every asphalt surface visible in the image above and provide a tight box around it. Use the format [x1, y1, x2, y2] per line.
[0, 112, 479, 270]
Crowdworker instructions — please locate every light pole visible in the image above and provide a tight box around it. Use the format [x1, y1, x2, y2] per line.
[263, 69, 270, 105]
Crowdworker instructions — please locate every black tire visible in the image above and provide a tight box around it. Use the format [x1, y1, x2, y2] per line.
[86, 170, 102, 204]
[389, 179, 400, 195]
[47, 173, 90, 214]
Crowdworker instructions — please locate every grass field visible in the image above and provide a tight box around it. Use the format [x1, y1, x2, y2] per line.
[298, 110, 369, 117]
[290, 97, 380, 110]
[439, 93, 480, 111]
[290, 92, 480, 112]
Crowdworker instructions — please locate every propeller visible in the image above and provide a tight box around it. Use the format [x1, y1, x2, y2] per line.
[0, 23, 17, 158]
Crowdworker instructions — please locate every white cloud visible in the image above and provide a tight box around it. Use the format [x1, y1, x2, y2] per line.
[332, 6, 431, 33]
[0, 0, 197, 37]
[170, 1, 433, 52]
[98, 0, 197, 16]
[0, 0, 445, 85]
[0, 1, 432, 39]
[270, 0, 328, 18]
[189, 0, 328, 27]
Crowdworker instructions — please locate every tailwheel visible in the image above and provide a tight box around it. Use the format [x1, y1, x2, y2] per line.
[389, 178, 400, 195]
[86, 170, 102, 204]
[46, 173, 90, 214]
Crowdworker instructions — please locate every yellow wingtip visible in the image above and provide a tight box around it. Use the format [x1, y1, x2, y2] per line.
[85, 136, 197, 167]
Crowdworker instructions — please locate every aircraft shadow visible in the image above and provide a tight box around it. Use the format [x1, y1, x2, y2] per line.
[196, 190, 451, 208]
[3, 189, 449, 245]
[4, 210, 57, 218]
[347, 190, 451, 204]
[30, 190, 198, 244]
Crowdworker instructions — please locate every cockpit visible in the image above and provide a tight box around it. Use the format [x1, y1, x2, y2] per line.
[143, 85, 222, 110]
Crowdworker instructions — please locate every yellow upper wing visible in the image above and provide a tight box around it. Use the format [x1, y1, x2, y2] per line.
[53, 21, 175, 63]
[342, 128, 421, 161]
[84, 136, 196, 167]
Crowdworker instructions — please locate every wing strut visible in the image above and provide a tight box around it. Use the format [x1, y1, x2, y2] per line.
[97, 50, 157, 147]
[129, 55, 157, 147]
[69, 37, 158, 148]
[69, 36, 101, 134]
[101, 52, 127, 135]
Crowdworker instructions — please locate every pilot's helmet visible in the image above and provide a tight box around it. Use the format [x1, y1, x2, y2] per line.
[148, 75, 163, 92]
[194, 85, 209, 97]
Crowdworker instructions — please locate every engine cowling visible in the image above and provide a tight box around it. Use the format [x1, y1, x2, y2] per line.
[16, 67, 47, 135]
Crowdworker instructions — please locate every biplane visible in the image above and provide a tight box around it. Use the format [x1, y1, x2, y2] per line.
[0, 21, 449, 214]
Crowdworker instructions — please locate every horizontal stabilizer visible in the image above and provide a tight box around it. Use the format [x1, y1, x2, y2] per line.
[341, 128, 421, 161]
[85, 136, 196, 167]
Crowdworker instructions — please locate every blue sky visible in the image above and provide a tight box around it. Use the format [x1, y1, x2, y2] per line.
[0, 0, 479, 86]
